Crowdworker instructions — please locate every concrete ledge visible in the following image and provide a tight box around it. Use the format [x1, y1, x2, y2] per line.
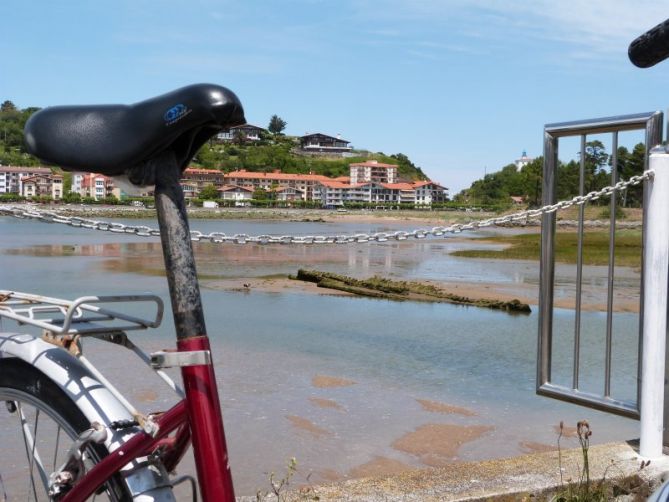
[247, 442, 669, 501]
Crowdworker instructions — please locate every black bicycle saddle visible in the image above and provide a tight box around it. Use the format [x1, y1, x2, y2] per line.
[24, 83, 245, 177]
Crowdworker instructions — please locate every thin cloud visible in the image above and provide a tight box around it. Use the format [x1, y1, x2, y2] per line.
[353, 0, 667, 57]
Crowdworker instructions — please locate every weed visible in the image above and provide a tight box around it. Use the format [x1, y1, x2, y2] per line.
[255, 458, 320, 502]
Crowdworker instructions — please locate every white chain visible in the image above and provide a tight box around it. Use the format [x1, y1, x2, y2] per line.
[0, 171, 653, 245]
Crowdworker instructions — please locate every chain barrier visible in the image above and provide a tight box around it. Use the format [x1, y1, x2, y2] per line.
[0, 171, 653, 245]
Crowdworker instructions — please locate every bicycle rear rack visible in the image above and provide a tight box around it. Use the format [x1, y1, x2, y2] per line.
[0, 290, 184, 436]
[0, 290, 163, 335]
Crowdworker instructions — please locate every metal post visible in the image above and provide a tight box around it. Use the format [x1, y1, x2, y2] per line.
[639, 148, 669, 458]
[153, 151, 236, 500]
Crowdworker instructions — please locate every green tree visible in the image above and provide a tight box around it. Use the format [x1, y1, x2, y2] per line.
[1, 100, 17, 113]
[268, 115, 287, 135]
[252, 188, 268, 200]
[616, 143, 645, 207]
[199, 184, 220, 200]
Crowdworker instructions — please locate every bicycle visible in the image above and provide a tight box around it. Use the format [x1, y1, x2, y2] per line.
[0, 83, 245, 501]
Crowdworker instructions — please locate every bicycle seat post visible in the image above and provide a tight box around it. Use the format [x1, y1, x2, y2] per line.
[153, 151, 235, 501]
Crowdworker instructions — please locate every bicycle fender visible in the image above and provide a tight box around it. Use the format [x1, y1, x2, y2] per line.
[0, 332, 176, 501]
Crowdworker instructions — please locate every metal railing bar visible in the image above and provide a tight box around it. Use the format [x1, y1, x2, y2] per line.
[573, 134, 586, 390]
[537, 382, 639, 419]
[546, 111, 663, 137]
[537, 130, 558, 389]
[605, 131, 618, 398]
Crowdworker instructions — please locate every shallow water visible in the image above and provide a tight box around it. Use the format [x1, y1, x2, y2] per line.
[0, 216, 641, 494]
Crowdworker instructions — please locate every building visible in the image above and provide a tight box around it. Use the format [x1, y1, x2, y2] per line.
[412, 181, 449, 205]
[218, 185, 254, 206]
[74, 173, 118, 201]
[21, 174, 63, 200]
[179, 168, 226, 197]
[0, 166, 52, 194]
[299, 133, 352, 154]
[217, 124, 266, 142]
[178, 163, 448, 208]
[349, 160, 397, 184]
[223, 170, 330, 201]
[514, 150, 534, 171]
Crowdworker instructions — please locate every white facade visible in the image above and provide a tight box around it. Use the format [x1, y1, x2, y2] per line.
[349, 161, 398, 184]
[515, 150, 533, 171]
[219, 185, 253, 206]
[0, 166, 52, 194]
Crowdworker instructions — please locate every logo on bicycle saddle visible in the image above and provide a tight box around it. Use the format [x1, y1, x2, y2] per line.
[164, 103, 191, 125]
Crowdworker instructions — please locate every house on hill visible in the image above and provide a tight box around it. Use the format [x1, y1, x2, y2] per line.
[218, 185, 254, 206]
[0, 166, 52, 194]
[299, 133, 352, 155]
[21, 173, 63, 200]
[217, 124, 266, 142]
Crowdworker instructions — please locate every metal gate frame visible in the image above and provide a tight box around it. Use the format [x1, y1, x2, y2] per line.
[537, 111, 663, 419]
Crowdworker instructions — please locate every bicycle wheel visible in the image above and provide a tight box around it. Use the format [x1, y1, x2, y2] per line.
[0, 357, 131, 501]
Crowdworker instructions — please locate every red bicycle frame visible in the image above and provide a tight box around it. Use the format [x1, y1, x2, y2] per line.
[62, 152, 236, 501]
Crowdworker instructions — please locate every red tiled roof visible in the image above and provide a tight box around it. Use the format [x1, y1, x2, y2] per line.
[319, 181, 351, 189]
[0, 166, 52, 174]
[218, 184, 253, 192]
[381, 183, 415, 190]
[21, 174, 62, 183]
[225, 170, 330, 182]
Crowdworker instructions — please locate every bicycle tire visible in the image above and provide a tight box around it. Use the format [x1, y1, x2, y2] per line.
[0, 357, 131, 501]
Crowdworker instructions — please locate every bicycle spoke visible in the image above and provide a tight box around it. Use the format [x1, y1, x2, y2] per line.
[53, 424, 62, 472]
[17, 402, 50, 499]
[18, 402, 38, 501]
[0, 471, 8, 502]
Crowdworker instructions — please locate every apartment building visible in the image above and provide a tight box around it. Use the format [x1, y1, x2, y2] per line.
[349, 160, 398, 184]
[21, 174, 64, 199]
[0, 166, 52, 194]
[179, 164, 448, 208]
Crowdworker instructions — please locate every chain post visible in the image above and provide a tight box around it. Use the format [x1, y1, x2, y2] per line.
[640, 150, 669, 459]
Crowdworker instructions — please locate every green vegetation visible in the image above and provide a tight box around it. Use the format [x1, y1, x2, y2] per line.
[267, 114, 287, 135]
[551, 421, 651, 501]
[195, 135, 428, 181]
[457, 140, 646, 210]
[0, 100, 41, 166]
[1, 101, 428, 183]
[292, 269, 531, 313]
[451, 230, 642, 267]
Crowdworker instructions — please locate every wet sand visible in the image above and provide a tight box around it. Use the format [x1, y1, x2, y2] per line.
[348, 456, 415, 479]
[391, 423, 495, 467]
[554, 423, 579, 438]
[416, 399, 477, 417]
[312, 375, 357, 388]
[309, 397, 345, 411]
[206, 275, 640, 314]
[286, 415, 332, 438]
[519, 441, 557, 453]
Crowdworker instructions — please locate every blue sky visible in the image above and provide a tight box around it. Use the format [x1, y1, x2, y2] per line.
[3, 0, 669, 193]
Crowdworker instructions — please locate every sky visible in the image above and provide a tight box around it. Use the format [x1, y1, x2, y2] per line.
[3, 0, 669, 194]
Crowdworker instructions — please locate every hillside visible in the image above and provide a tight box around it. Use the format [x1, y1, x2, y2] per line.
[0, 101, 428, 181]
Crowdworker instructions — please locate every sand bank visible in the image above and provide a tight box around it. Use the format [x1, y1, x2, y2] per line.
[392, 423, 495, 467]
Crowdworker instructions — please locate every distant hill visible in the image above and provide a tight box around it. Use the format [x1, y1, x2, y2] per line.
[0, 102, 429, 182]
[196, 135, 428, 181]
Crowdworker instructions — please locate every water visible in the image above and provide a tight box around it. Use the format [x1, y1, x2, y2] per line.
[0, 216, 641, 494]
